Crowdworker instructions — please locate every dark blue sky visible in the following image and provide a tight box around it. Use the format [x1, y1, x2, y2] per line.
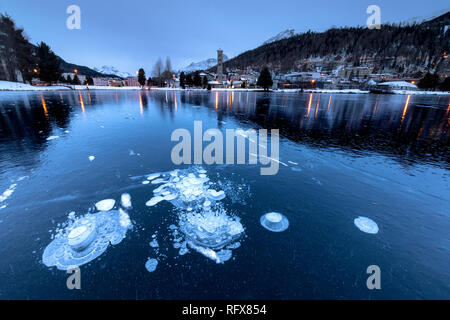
[1, 0, 449, 74]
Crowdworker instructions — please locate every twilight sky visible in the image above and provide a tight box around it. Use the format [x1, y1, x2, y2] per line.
[0, 0, 449, 75]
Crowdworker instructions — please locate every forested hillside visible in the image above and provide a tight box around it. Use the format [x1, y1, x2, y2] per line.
[223, 12, 450, 75]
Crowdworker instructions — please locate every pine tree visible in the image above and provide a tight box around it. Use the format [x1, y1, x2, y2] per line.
[36, 42, 61, 84]
[186, 74, 193, 87]
[193, 72, 202, 87]
[202, 76, 208, 89]
[14, 28, 34, 83]
[73, 74, 81, 85]
[257, 66, 273, 91]
[137, 68, 146, 86]
[418, 72, 440, 90]
[66, 75, 73, 84]
[85, 76, 94, 85]
[439, 77, 450, 91]
[179, 72, 186, 89]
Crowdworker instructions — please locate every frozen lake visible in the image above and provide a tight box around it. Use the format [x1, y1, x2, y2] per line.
[0, 90, 449, 299]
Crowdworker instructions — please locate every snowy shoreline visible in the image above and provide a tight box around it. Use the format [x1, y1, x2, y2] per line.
[0, 81, 448, 95]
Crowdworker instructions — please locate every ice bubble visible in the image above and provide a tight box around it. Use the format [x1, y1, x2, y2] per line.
[141, 167, 244, 263]
[95, 199, 115, 211]
[179, 209, 244, 250]
[260, 212, 289, 232]
[173, 242, 181, 249]
[354, 217, 379, 234]
[42, 209, 132, 270]
[118, 209, 131, 228]
[89, 156, 95, 162]
[151, 178, 167, 185]
[147, 173, 161, 181]
[188, 242, 233, 264]
[145, 258, 158, 272]
[46, 136, 59, 141]
[120, 193, 132, 209]
[149, 239, 159, 248]
[142, 180, 150, 185]
[207, 189, 225, 201]
[67, 223, 96, 251]
[146, 196, 165, 207]
[0, 183, 17, 203]
[163, 194, 178, 201]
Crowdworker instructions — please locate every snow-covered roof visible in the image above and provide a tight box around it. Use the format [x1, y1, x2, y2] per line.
[378, 81, 417, 88]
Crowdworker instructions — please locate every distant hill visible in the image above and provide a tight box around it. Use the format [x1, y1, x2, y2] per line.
[58, 58, 119, 78]
[180, 54, 229, 73]
[92, 65, 132, 78]
[221, 12, 450, 75]
[27, 44, 121, 78]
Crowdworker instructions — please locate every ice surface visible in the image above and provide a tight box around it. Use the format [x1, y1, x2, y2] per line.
[145, 258, 158, 272]
[354, 217, 379, 234]
[260, 212, 289, 232]
[43, 208, 132, 270]
[46, 136, 59, 141]
[95, 199, 115, 211]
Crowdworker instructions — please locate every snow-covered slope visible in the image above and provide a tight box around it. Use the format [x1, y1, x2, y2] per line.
[180, 55, 229, 73]
[263, 29, 295, 45]
[93, 66, 132, 78]
[0, 81, 70, 91]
